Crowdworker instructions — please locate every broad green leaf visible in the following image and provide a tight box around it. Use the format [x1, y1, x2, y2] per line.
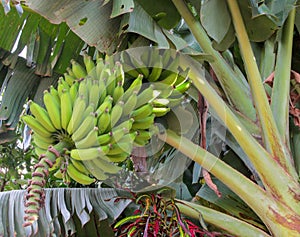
[200, 0, 232, 44]
[135, 0, 181, 30]
[212, 24, 235, 51]
[238, 0, 278, 42]
[0, 7, 27, 51]
[265, 0, 297, 25]
[0, 58, 40, 129]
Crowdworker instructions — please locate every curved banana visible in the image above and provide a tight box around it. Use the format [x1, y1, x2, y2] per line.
[122, 91, 138, 116]
[69, 158, 90, 175]
[29, 100, 56, 133]
[72, 113, 97, 142]
[110, 101, 124, 127]
[131, 114, 155, 130]
[67, 96, 87, 134]
[152, 107, 170, 117]
[75, 127, 99, 149]
[70, 146, 110, 161]
[67, 163, 95, 185]
[83, 160, 108, 180]
[92, 158, 121, 174]
[107, 152, 129, 163]
[71, 59, 87, 79]
[22, 115, 53, 138]
[83, 53, 95, 74]
[135, 85, 156, 109]
[97, 108, 111, 134]
[113, 81, 124, 103]
[43, 90, 62, 130]
[60, 89, 73, 130]
[130, 103, 153, 120]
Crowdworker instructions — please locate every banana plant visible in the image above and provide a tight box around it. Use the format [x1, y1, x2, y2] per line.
[1, 0, 300, 236]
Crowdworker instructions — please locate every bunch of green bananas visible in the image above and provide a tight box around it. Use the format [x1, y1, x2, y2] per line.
[120, 49, 191, 116]
[22, 53, 159, 226]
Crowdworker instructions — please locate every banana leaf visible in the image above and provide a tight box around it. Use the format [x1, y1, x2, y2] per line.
[0, 188, 131, 237]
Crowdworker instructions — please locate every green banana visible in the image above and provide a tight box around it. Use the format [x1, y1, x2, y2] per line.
[131, 114, 155, 130]
[49, 85, 61, 105]
[148, 56, 163, 82]
[60, 89, 73, 130]
[113, 118, 134, 132]
[159, 72, 178, 86]
[29, 100, 56, 133]
[88, 81, 101, 108]
[135, 85, 157, 109]
[123, 74, 143, 101]
[49, 156, 64, 172]
[175, 81, 191, 94]
[83, 53, 95, 74]
[114, 62, 125, 86]
[98, 78, 107, 104]
[97, 131, 113, 145]
[130, 56, 149, 78]
[110, 101, 124, 127]
[106, 73, 117, 96]
[113, 81, 124, 103]
[72, 113, 97, 142]
[107, 152, 129, 163]
[70, 146, 110, 161]
[78, 79, 88, 99]
[71, 59, 87, 79]
[83, 103, 96, 119]
[67, 96, 87, 134]
[83, 160, 108, 180]
[22, 115, 53, 138]
[64, 73, 76, 86]
[108, 142, 133, 156]
[75, 127, 99, 149]
[67, 163, 95, 185]
[110, 127, 128, 144]
[69, 81, 79, 103]
[53, 169, 64, 179]
[33, 135, 51, 150]
[92, 158, 121, 174]
[120, 51, 140, 78]
[96, 95, 113, 114]
[122, 91, 138, 116]
[35, 147, 47, 157]
[43, 90, 62, 130]
[152, 98, 170, 108]
[174, 67, 190, 87]
[130, 103, 153, 120]
[33, 133, 55, 145]
[96, 58, 105, 79]
[69, 158, 90, 175]
[97, 108, 111, 134]
[152, 107, 170, 117]
[66, 66, 75, 78]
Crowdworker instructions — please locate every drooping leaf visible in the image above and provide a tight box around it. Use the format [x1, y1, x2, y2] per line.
[0, 188, 131, 237]
[200, 0, 232, 44]
[26, 0, 122, 53]
[135, 0, 181, 30]
[237, 0, 278, 42]
[0, 58, 40, 128]
[111, 0, 134, 18]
